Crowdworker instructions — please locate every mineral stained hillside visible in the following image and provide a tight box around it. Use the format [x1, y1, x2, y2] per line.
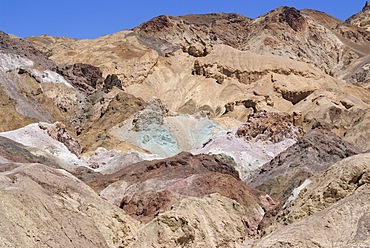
[0, 2, 370, 248]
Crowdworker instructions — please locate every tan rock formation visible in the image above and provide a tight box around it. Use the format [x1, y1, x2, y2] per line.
[254, 189, 370, 248]
[346, 1, 370, 31]
[288, 88, 370, 150]
[0, 163, 139, 247]
[126, 43, 363, 120]
[76, 88, 147, 154]
[0, 82, 36, 132]
[124, 193, 248, 247]
[23, 10, 370, 150]
[264, 153, 370, 234]
[24, 34, 78, 57]
[26, 31, 172, 87]
[133, 8, 365, 76]
[343, 111, 370, 151]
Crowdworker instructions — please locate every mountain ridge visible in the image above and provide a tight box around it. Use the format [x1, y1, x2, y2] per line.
[0, 2, 370, 247]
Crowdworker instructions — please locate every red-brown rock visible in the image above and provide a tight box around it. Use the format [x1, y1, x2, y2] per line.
[90, 152, 280, 234]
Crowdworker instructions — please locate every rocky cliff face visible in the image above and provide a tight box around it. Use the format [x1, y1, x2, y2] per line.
[270, 153, 370, 229]
[124, 193, 250, 247]
[133, 6, 370, 78]
[26, 31, 169, 87]
[73, 150, 280, 246]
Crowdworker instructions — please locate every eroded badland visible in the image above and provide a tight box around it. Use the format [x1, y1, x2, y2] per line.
[1, 2, 370, 247]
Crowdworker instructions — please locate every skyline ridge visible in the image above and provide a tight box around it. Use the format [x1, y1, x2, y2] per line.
[0, 0, 367, 39]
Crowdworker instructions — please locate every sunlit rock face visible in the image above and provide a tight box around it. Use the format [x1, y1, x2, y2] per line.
[123, 193, 250, 248]
[346, 1, 370, 32]
[0, 123, 85, 167]
[132, 9, 356, 75]
[25, 22, 370, 150]
[0, 31, 89, 133]
[0, 163, 140, 248]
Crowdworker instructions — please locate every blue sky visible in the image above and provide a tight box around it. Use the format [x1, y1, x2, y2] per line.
[0, 0, 367, 39]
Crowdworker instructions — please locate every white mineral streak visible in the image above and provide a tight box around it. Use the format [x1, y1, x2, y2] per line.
[0, 123, 86, 167]
[283, 179, 312, 208]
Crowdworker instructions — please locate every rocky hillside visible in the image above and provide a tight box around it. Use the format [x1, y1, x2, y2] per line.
[247, 129, 361, 201]
[193, 112, 304, 181]
[255, 153, 370, 247]
[24, 4, 370, 153]
[346, 1, 370, 31]
[0, 2, 370, 247]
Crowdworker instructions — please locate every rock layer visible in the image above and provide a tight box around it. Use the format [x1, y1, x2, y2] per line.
[124, 193, 248, 247]
[254, 190, 370, 248]
[254, 153, 370, 247]
[90, 152, 279, 235]
[346, 1, 370, 31]
[267, 153, 370, 231]
[22, 13, 370, 152]
[194, 112, 304, 181]
[247, 129, 361, 201]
